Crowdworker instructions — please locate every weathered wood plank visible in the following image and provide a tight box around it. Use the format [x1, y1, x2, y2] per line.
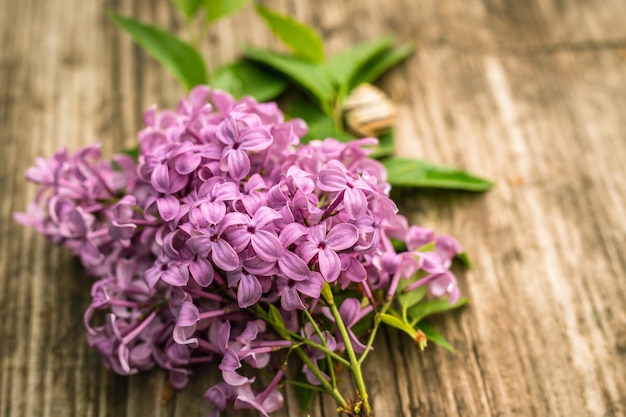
[1, 0, 625, 416]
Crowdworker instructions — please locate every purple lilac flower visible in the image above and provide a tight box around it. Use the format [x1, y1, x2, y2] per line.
[16, 85, 465, 417]
[298, 222, 359, 282]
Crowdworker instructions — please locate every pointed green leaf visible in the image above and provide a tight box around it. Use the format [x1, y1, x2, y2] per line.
[397, 281, 428, 311]
[408, 298, 469, 325]
[110, 13, 208, 90]
[256, 5, 324, 63]
[369, 130, 395, 159]
[267, 304, 291, 339]
[456, 252, 472, 268]
[287, 94, 353, 143]
[350, 43, 415, 90]
[418, 322, 455, 352]
[382, 158, 494, 191]
[212, 59, 288, 101]
[390, 238, 407, 253]
[416, 241, 435, 252]
[172, 0, 203, 20]
[245, 47, 335, 111]
[326, 37, 394, 89]
[205, 0, 249, 23]
[380, 313, 417, 339]
[121, 146, 139, 161]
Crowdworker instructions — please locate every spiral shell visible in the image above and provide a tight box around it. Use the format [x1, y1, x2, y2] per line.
[342, 83, 396, 138]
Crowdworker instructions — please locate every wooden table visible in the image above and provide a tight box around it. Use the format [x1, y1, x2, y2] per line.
[2, 0, 625, 416]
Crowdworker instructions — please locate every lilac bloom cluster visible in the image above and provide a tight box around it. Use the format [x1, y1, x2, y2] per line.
[15, 86, 463, 417]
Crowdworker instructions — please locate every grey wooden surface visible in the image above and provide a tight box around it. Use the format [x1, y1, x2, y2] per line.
[2, 0, 626, 416]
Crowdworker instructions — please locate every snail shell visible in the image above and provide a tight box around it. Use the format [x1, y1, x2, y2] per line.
[342, 83, 396, 138]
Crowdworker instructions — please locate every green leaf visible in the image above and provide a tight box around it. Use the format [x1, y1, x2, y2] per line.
[212, 59, 288, 101]
[416, 241, 435, 252]
[255, 5, 324, 63]
[326, 37, 394, 90]
[418, 322, 455, 352]
[369, 130, 395, 159]
[293, 368, 318, 412]
[380, 313, 417, 339]
[397, 284, 428, 310]
[172, 0, 203, 20]
[287, 94, 353, 143]
[390, 238, 407, 253]
[382, 158, 494, 191]
[205, 0, 249, 24]
[244, 47, 335, 111]
[110, 13, 208, 90]
[267, 304, 291, 339]
[350, 43, 415, 90]
[456, 252, 472, 268]
[120, 146, 139, 161]
[408, 298, 469, 325]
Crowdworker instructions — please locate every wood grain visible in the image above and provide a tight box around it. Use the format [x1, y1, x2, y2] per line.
[1, 0, 625, 416]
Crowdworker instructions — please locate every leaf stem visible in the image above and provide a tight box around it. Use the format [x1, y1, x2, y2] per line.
[358, 300, 391, 365]
[323, 285, 372, 415]
[304, 309, 338, 388]
[294, 347, 349, 409]
[254, 305, 350, 367]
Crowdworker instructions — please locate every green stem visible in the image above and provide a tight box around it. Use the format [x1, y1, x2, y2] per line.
[254, 306, 350, 367]
[294, 347, 349, 409]
[358, 300, 392, 365]
[285, 380, 325, 392]
[304, 310, 338, 388]
[323, 286, 372, 415]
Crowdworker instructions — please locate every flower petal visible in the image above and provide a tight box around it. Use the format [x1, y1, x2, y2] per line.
[237, 273, 262, 308]
[297, 241, 319, 263]
[343, 187, 368, 219]
[318, 249, 341, 282]
[317, 168, 347, 191]
[172, 326, 198, 347]
[212, 238, 240, 271]
[204, 382, 234, 410]
[251, 206, 282, 228]
[281, 286, 305, 311]
[169, 368, 191, 390]
[239, 127, 272, 151]
[325, 223, 359, 251]
[295, 273, 323, 299]
[174, 152, 202, 175]
[176, 301, 199, 327]
[342, 256, 367, 282]
[214, 181, 241, 200]
[339, 298, 360, 326]
[227, 149, 251, 181]
[216, 117, 237, 145]
[201, 200, 226, 225]
[189, 257, 214, 287]
[217, 321, 231, 352]
[220, 211, 250, 230]
[278, 223, 308, 247]
[161, 265, 189, 287]
[278, 251, 310, 281]
[251, 230, 283, 262]
[151, 163, 170, 193]
[156, 195, 180, 222]
[187, 234, 212, 258]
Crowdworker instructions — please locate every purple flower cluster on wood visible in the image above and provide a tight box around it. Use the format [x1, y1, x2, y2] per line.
[15, 86, 463, 416]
